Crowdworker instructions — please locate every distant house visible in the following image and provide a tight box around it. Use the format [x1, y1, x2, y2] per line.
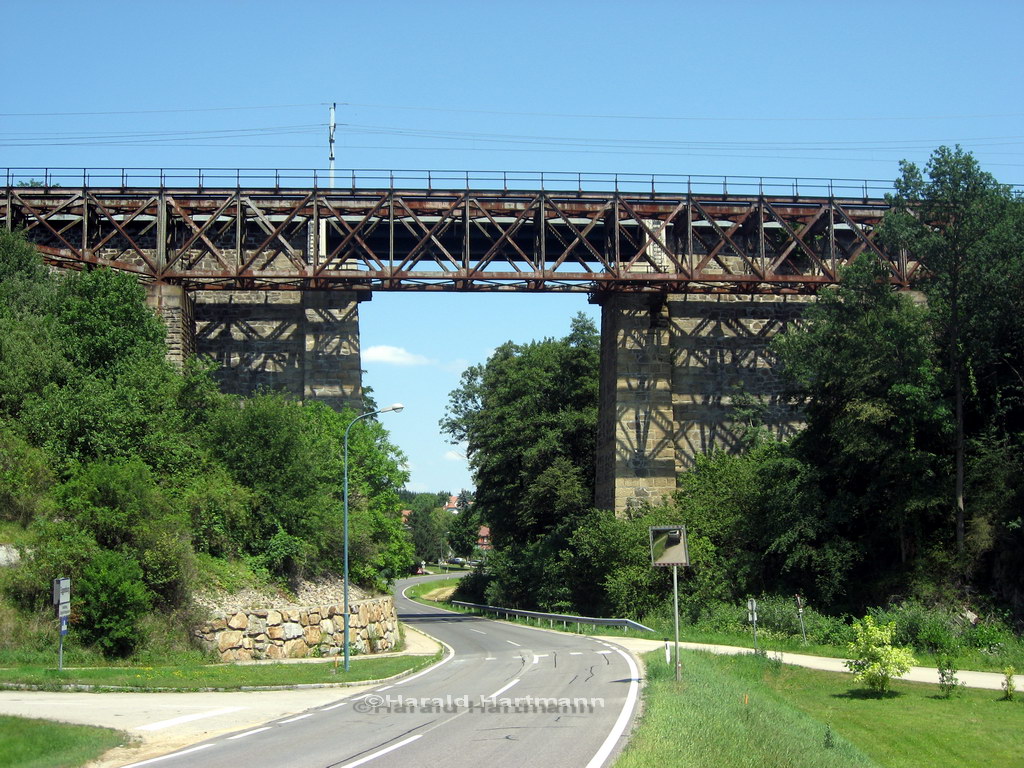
[477, 525, 492, 551]
[444, 495, 459, 514]
[400, 509, 412, 526]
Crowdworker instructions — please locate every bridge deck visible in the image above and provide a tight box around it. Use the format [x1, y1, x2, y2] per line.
[2, 185, 910, 293]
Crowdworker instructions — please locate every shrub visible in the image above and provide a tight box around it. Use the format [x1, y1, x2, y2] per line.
[76, 550, 151, 658]
[869, 601, 959, 653]
[937, 656, 963, 698]
[845, 616, 917, 693]
[1002, 666, 1016, 701]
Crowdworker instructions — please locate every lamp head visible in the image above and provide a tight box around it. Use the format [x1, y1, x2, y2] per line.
[382, 403, 405, 414]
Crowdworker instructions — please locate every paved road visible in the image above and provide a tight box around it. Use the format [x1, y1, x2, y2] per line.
[107, 574, 640, 768]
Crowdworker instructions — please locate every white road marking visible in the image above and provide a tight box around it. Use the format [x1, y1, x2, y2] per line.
[532, 653, 550, 664]
[121, 744, 214, 767]
[569, 652, 583, 656]
[336, 734, 423, 768]
[506, 640, 521, 647]
[584, 646, 641, 768]
[227, 726, 271, 740]
[469, 628, 487, 634]
[377, 685, 393, 690]
[485, 656, 497, 660]
[323, 701, 348, 711]
[596, 650, 612, 655]
[486, 678, 521, 700]
[392, 646, 455, 686]
[137, 707, 244, 731]
[281, 714, 312, 723]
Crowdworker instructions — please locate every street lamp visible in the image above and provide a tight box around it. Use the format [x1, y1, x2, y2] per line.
[343, 403, 404, 672]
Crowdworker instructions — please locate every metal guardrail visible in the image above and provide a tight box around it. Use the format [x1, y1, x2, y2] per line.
[1, 166, 902, 199]
[451, 600, 654, 633]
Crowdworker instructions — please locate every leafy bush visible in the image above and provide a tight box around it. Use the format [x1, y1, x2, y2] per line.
[845, 616, 917, 693]
[937, 656, 963, 698]
[1001, 666, 1016, 701]
[452, 567, 491, 604]
[76, 550, 151, 658]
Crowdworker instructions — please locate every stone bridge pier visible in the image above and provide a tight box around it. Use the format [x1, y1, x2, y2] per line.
[595, 293, 809, 514]
[146, 285, 364, 411]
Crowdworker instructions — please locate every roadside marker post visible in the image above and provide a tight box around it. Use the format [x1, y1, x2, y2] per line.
[748, 598, 759, 652]
[796, 594, 807, 644]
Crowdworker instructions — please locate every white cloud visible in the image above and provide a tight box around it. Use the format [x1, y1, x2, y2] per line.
[363, 345, 434, 366]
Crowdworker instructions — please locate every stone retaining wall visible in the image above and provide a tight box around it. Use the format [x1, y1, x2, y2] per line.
[195, 596, 398, 662]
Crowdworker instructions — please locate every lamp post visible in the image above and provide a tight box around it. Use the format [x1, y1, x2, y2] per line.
[343, 403, 404, 672]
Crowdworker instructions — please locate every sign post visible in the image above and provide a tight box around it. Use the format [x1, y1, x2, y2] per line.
[52, 577, 70, 671]
[650, 526, 689, 682]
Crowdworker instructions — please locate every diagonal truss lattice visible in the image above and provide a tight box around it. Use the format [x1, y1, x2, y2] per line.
[2, 185, 913, 294]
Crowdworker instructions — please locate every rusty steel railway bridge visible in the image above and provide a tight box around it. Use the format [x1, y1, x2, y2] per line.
[0, 167, 919, 511]
[1, 167, 913, 295]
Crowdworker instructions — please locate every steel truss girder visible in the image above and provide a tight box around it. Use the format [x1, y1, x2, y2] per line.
[1, 186, 904, 294]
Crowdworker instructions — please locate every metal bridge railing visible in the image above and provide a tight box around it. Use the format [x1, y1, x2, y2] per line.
[1, 166, 903, 199]
[450, 600, 654, 633]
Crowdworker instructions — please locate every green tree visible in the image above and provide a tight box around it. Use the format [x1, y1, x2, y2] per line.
[408, 506, 449, 563]
[0, 425, 53, 526]
[51, 268, 165, 372]
[441, 313, 598, 551]
[76, 549, 152, 658]
[441, 314, 599, 608]
[880, 146, 1024, 554]
[845, 616, 917, 694]
[771, 253, 947, 604]
[447, 491, 480, 559]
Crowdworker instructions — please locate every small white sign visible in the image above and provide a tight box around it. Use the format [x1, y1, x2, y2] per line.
[53, 577, 70, 606]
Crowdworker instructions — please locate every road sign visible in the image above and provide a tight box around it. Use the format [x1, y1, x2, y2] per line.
[59, 616, 69, 636]
[53, 577, 70, 618]
[649, 526, 690, 567]
[747, 598, 758, 623]
[52, 577, 70, 606]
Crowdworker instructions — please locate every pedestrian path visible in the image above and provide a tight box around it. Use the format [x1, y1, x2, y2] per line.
[599, 635, 1024, 692]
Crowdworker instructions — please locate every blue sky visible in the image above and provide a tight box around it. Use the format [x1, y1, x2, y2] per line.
[4, 1, 1022, 493]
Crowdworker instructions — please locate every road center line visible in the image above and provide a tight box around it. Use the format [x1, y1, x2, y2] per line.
[569, 652, 583, 656]
[323, 701, 348, 711]
[281, 714, 312, 723]
[506, 640, 521, 647]
[486, 678, 521, 700]
[137, 707, 244, 731]
[469, 628, 487, 634]
[336, 734, 423, 768]
[227, 726, 271, 740]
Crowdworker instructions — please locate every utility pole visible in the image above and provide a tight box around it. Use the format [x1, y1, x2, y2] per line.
[328, 102, 336, 189]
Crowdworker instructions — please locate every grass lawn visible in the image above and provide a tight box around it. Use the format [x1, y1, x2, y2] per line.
[0, 652, 438, 691]
[0, 715, 126, 768]
[760, 659, 1024, 768]
[404, 577, 464, 603]
[617, 650, 1023, 768]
